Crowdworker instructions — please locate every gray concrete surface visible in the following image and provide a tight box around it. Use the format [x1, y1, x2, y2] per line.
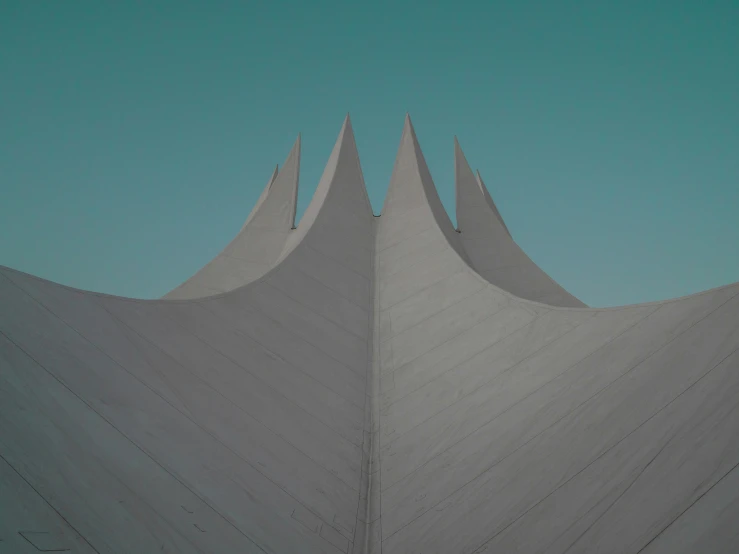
[2, 114, 738, 553]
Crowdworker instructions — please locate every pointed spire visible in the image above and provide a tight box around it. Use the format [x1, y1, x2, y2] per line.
[383, 114, 442, 214]
[476, 170, 511, 238]
[300, 113, 372, 222]
[241, 163, 280, 230]
[375, 115, 474, 265]
[281, 134, 301, 229]
[244, 135, 300, 229]
[269, 163, 279, 186]
[454, 137, 511, 238]
[454, 136, 477, 231]
[277, 114, 373, 259]
[451, 137, 584, 306]
[163, 137, 300, 299]
[382, 114, 464, 245]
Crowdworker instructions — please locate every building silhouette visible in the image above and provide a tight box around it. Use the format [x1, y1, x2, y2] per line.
[2, 115, 738, 553]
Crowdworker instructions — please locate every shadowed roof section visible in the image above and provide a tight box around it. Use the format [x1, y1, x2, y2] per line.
[455, 137, 586, 307]
[163, 135, 301, 299]
[1, 115, 738, 554]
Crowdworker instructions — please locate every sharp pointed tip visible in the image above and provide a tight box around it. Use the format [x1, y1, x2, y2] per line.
[265, 163, 279, 189]
[338, 113, 356, 141]
[293, 134, 302, 156]
[402, 113, 417, 138]
[454, 138, 472, 172]
[280, 134, 301, 175]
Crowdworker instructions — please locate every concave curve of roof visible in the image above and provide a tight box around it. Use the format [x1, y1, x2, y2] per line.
[1, 114, 739, 554]
[454, 137, 586, 307]
[373, 116, 739, 554]
[162, 135, 300, 300]
[0, 115, 375, 554]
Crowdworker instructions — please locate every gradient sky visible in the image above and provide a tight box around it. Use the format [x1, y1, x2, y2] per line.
[1, 1, 737, 306]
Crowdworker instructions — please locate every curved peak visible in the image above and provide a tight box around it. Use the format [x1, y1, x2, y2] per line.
[382, 115, 469, 255]
[453, 137, 511, 238]
[476, 170, 511, 238]
[301, 113, 372, 222]
[269, 163, 279, 185]
[277, 114, 373, 259]
[240, 163, 279, 230]
[161, 138, 300, 299]
[453, 136, 479, 230]
[454, 138, 585, 307]
[379, 115, 469, 263]
[245, 134, 300, 230]
[340, 114, 373, 212]
[383, 114, 446, 215]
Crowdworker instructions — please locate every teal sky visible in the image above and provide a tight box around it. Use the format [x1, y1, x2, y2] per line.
[1, 1, 737, 306]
